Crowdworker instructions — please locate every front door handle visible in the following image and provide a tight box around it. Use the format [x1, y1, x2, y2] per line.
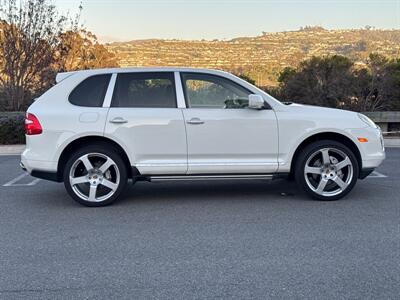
[187, 118, 204, 125]
[109, 117, 128, 124]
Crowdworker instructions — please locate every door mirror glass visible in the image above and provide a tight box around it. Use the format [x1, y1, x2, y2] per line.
[248, 94, 265, 109]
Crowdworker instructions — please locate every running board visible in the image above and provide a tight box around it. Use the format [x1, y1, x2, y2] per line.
[147, 174, 274, 182]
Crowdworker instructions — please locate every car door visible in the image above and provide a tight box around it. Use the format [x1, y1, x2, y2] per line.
[180, 72, 278, 174]
[104, 72, 187, 175]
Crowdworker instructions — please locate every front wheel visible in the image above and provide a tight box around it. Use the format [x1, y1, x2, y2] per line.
[295, 140, 359, 201]
[63, 144, 128, 206]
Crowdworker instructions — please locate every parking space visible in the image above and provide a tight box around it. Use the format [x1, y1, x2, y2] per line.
[0, 148, 399, 299]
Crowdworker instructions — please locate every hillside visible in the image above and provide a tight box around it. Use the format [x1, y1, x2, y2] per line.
[105, 28, 400, 86]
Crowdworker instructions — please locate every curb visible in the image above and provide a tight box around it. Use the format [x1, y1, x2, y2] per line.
[0, 145, 25, 156]
[383, 138, 400, 148]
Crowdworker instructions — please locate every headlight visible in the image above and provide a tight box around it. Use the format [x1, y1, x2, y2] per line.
[358, 113, 378, 128]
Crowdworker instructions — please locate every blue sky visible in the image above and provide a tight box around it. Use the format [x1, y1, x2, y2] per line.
[56, 0, 400, 41]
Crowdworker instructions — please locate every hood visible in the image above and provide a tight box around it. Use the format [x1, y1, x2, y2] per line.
[283, 102, 358, 117]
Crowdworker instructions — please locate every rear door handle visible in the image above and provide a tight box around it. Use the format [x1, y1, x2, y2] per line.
[109, 117, 128, 124]
[187, 118, 204, 125]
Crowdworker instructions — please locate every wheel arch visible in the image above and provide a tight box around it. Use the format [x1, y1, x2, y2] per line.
[289, 132, 362, 177]
[57, 136, 136, 181]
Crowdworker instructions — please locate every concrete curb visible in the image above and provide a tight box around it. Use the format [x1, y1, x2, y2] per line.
[0, 145, 25, 155]
[383, 138, 400, 148]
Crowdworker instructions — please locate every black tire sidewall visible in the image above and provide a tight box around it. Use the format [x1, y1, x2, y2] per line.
[63, 143, 128, 206]
[295, 140, 359, 201]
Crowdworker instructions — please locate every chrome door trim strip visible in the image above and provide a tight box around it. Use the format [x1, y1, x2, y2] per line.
[136, 162, 276, 167]
[149, 174, 273, 181]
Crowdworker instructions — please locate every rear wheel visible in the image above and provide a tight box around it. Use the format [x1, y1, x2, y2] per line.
[63, 144, 127, 206]
[295, 140, 359, 200]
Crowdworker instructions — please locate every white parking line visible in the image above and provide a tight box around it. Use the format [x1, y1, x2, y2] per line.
[367, 171, 387, 178]
[3, 173, 41, 187]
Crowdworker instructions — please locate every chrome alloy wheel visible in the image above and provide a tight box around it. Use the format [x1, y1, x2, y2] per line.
[304, 148, 353, 197]
[69, 153, 120, 202]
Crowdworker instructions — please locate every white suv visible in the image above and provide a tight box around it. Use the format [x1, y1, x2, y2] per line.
[21, 68, 385, 206]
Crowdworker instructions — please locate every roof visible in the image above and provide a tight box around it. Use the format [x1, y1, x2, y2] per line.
[56, 67, 230, 83]
[54, 66, 285, 110]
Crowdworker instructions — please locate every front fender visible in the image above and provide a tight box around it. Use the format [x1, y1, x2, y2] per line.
[277, 127, 362, 173]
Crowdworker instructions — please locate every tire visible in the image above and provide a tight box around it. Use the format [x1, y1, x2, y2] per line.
[63, 143, 128, 206]
[294, 140, 359, 201]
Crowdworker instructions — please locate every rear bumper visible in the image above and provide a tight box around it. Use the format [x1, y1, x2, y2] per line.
[359, 168, 375, 179]
[20, 161, 61, 182]
[21, 150, 61, 182]
[20, 161, 27, 172]
[31, 170, 61, 182]
[21, 148, 58, 171]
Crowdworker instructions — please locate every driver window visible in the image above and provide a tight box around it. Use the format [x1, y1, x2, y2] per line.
[181, 73, 252, 109]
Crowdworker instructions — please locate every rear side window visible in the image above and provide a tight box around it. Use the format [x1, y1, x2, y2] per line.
[111, 72, 176, 108]
[69, 74, 111, 107]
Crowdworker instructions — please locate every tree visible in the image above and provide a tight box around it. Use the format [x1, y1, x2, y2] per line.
[276, 54, 400, 111]
[382, 59, 400, 110]
[56, 30, 119, 72]
[352, 54, 400, 111]
[372, 56, 400, 111]
[236, 73, 256, 85]
[0, 0, 69, 110]
[0, 0, 119, 111]
[277, 67, 296, 84]
[278, 55, 355, 109]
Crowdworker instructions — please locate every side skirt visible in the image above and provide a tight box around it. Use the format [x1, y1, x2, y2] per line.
[135, 173, 289, 182]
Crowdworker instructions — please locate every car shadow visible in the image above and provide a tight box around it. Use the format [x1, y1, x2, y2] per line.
[26, 177, 376, 209]
[115, 178, 307, 206]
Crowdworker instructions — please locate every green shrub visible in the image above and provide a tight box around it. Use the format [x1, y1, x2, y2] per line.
[0, 112, 25, 144]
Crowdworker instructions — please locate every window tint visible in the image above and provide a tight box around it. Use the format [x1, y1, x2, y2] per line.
[181, 73, 251, 108]
[69, 74, 111, 107]
[111, 72, 176, 108]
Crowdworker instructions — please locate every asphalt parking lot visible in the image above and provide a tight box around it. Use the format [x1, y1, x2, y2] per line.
[0, 148, 399, 299]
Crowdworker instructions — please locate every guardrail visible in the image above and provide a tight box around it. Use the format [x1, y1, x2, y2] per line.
[382, 131, 400, 136]
[363, 111, 400, 133]
[363, 111, 400, 123]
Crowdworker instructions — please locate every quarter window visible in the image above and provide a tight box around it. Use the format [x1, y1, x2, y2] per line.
[111, 72, 176, 108]
[181, 73, 251, 108]
[69, 74, 111, 107]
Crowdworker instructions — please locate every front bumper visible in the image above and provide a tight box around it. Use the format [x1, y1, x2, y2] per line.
[346, 127, 385, 169]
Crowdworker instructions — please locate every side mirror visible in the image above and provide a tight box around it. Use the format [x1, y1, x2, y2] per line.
[248, 94, 265, 109]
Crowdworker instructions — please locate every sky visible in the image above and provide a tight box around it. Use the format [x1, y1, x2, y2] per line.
[55, 0, 400, 42]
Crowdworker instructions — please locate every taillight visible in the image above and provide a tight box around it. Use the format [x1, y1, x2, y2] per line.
[25, 113, 42, 135]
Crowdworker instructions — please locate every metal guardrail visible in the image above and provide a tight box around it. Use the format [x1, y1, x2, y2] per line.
[363, 111, 400, 123]
[382, 131, 400, 136]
